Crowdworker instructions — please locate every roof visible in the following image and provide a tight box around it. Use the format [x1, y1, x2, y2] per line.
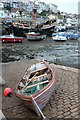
[10, 8, 18, 13]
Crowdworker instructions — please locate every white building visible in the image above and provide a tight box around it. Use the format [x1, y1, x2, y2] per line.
[49, 4, 58, 14]
[0, 1, 58, 19]
[0, 9, 5, 18]
[12, 2, 19, 8]
[0, 2, 4, 8]
[25, 1, 34, 12]
[0, 2, 7, 18]
[37, 2, 49, 13]
[78, 1, 80, 21]
[66, 17, 77, 26]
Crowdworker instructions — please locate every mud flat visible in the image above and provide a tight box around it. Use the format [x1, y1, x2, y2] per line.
[1, 37, 80, 69]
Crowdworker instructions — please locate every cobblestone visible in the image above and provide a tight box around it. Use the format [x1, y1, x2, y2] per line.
[63, 111, 71, 117]
[71, 111, 78, 117]
[70, 108, 78, 113]
[1, 60, 79, 119]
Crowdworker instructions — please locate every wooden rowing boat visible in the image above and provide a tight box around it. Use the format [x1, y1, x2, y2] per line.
[16, 61, 56, 117]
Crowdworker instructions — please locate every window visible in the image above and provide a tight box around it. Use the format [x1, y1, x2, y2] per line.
[1, 13, 3, 16]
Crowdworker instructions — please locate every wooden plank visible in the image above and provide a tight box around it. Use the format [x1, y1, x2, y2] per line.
[30, 66, 47, 74]
[27, 80, 49, 89]
[22, 72, 39, 90]
[28, 73, 47, 82]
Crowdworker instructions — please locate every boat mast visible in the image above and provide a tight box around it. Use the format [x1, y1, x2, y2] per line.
[32, 0, 37, 27]
[18, 0, 23, 19]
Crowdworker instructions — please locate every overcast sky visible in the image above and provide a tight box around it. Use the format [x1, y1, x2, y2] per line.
[40, 0, 79, 14]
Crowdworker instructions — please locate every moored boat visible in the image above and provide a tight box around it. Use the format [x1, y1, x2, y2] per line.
[40, 23, 55, 37]
[52, 32, 67, 41]
[4, 19, 55, 37]
[0, 34, 23, 43]
[52, 31, 79, 41]
[52, 35, 67, 41]
[16, 61, 56, 117]
[66, 32, 78, 40]
[25, 32, 46, 41]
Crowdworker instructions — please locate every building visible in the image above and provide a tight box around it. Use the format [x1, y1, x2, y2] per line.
[49, 4, 58, 14]
[0, 9, 5, 18]
[0, 2, 4, 8]
[37, 2, 49, 13]
[78, 1, 80, 24]
[0, 1, 58, 19]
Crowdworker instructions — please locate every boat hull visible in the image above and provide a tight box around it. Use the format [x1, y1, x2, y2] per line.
[26, 34, 46, 41]
[5, 24, 55, 37]
[17, 76, 56, 112]
[0, 37, 23, 43]
[40, 24, 55, 37]
[52, 32, 79, 40]
[67, 35, 78, 40]
[16, 62, 56, 114]
[52, 36, 67, 41]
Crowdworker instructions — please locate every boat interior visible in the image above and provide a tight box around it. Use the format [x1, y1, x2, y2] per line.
[18, 63, 52, 96]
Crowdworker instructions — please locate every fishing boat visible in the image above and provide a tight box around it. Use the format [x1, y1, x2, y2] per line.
[52, 32, 67, 41]
[66, 32, 78, 40]
[2, 1, 56, 37]
[25, 31, 46, 41]
[16, 61, 56, 118]
[8, 18, 55, 37]
[40, 22, 55, 37]
[52, 35, 67, 41]
[0, 34, 23, 43]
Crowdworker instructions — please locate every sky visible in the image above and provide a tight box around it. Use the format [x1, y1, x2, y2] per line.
[40, 0, 79, 14]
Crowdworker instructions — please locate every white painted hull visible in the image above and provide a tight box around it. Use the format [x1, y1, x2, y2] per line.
[52, 35, 67, 41]
[26, 32, 46, 41]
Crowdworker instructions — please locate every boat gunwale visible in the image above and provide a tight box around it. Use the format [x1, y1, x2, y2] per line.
[26, 34, 42, 36]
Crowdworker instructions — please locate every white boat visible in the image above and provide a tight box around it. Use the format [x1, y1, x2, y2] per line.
[25, 32, 46, 41]
[52, 31, 79, 40]
[52, 34, 67, 41]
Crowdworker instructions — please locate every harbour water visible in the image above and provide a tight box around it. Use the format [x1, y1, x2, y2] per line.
[1, 37, 80, 69]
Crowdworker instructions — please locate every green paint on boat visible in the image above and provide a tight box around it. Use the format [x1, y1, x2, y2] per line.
[23, 83, 47, 96]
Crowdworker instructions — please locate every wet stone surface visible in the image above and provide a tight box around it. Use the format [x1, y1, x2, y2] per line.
[1, 37, 80, 68]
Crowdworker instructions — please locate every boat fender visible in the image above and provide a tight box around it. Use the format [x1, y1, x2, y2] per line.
[4, 88, 12, 97]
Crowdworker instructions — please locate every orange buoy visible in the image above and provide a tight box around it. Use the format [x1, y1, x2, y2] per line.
[4, 88, 12, 97]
